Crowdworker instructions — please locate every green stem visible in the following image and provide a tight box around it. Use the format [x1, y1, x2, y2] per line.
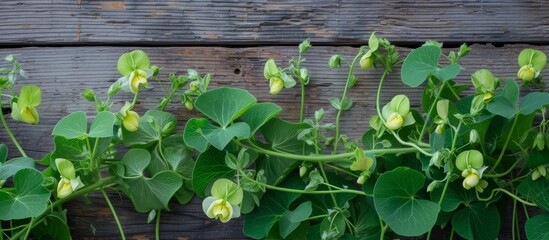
[476, 188, 537, 206]
[155, 210, 161, 240]
[512, 199, 518, 240]
[324, 163, 360, 178]
[238, 169, 366, 196]
[21, 218, 33, 240]
[490, 115, 519, 173]
[11, 177, 116, 240]
[305, 214, 329, 221]
[0, 100, 28, 157]
[333, 50, 364, 154]
[375, 70, 390, 125]
[160, 88, 177, 111]
[523, 203, 530, 219]
[379, 221, 389, 240]
[318, 163, 338, 206]
[101, 188, 126, 240]
[239, 140, 426, 163]
[418, 80, 447, 142]
[299, 78, 305, 123]
[484, 158, 522, 178]
[130, 89, 140, 109]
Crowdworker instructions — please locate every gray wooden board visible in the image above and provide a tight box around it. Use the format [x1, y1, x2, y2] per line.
[1, 0, 549, 46]
[0, 44, 545, 239]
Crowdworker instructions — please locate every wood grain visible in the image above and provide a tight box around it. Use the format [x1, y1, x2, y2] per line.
[0, 44, 545, 239]
[1, 0, 548, 46]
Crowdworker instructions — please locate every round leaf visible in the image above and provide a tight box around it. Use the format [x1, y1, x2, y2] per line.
[373, 167, 440, 236]
[0, 169, 51, 220]
[526, 214, 549, 240]
[401, 45, 441, 87]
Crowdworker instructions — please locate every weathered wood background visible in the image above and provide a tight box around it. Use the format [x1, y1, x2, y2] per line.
[0, 1, 547, 239]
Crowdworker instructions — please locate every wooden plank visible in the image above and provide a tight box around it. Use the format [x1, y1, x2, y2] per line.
[0, 0, 548, 46]
[0, 44, 545, 239]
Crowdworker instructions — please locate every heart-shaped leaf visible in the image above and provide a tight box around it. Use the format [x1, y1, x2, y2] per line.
[192, 148, 234, 198]
[373, 167, 440, 236]
[184, 118, 250, 151]
[121, 149, 182, 213]
[526, 214, 549, 240]
[241, 103, 282, 137]
[52, 112, 87, 139]
[88, 111, 115, 138]
[243, 175, 304, 239]
[517, 177, 549, 211]
[433, 63, 461, 81]
[451, 203, 500, 240]
[0, 169, 51, 220]
[122, 110, 177, 147]
[520, 92, 549, 115]
[279, 201, 312, 238]
[0, 157, 34, 180]
[194, 87, 256, 127]
[401, 46, 441, 87]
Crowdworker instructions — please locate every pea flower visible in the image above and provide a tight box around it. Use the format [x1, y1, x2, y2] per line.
[269, 77, 284, 95]
[119, 102, 140, 132]
[471, 69, 498, 103]
[10, 86, 41, 124]
[517, 48, 546, 82]
[456, 150, 488, 191]
[263, 59, 295, 95]
[202, 178, 242, 223]
[350, 148, 375, 185]
[55, 158, 84, 199]
[129, 69, 148, 93]
[381, 95, 415, 131]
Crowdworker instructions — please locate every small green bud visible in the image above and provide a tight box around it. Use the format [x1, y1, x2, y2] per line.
[532, 165, 547, 181]
[534, 132, 545, 151]
[469, 129, 480, 144]
[427, 181, 439, 192]
[356, 174, 367, 185]
[385, 113, 404, 130]
[329, 55, 342, 68]
[435, 124, 445, 135]
[359, 55, 374, 70]
[470, 95, 485, 116]
[517, 65, 536, 82]
[190, 81, 200, 91]
[81, 89, 96, 102]
[185, 100, 193, 110]
[299, 165, 308, 177]
[299, 39, 311, 55]
[108, 81, 122, 97]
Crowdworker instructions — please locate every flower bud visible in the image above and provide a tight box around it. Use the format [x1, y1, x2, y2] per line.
[269, 77, 284, 95]
[517, 65, 536, 82]
[483, 92, 493, 103]
[299, 165, 308, 177]
[350, 156, 374, 172]
[470, 95, 485, 116]
[435, 124, 445, 135]
[185, 100, 194, 110]
[356, 175, 367, 185]
[469, 129, 480, 144]
[427, 181, 439, 192]
[129, 69, 148, 93]
[385, 113, 404, 130]
[329, 55, 342, 68]
[81, 89, 96, 102]
[359, 55, 374, 70]
[20, 106, 39, 124]
[123, 111, 140, 132]
[534, 132, 545, 151]
[532, 165, 547, 181]
[57, 177, 73, 199]
[190, 81, 200, 91]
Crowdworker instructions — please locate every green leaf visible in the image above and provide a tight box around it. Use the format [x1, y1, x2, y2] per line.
[88, 111, 115, 138]
[519, 92, 549, 115]
[260, 118, 309, 154]
[500, 79, 519, 106]
[194, 87, 256, 127]
[192, 148, 234, 198]
[183, 118, 210, 152]
[486, 96, 516, 119]
[373, 167, 440, 236]
[117, 50, 150, 76]
[17, 85, 41, 108]
[401, 46, 441, 87]
[368, 32, 379, 52]
[243, 176, 304, 239]
[0, 169, 50, 220]
[433, 63, 461, 81]
[517, 177, 549, 211]
[52, 112, 87, 139]
[518, 48, 547, 70]
[526, 214, 549, 240]
[241, 103, 282, 137]
[0, 157, 34, 180]
[184, 118, 250, 151]
[32, 214, 72, 240]
[279, 201, 312, 238]
[121, 149, 182, 212]
[525, 148, 549, 168]
[122, 110, 177, 147]
[430, 183, 462, 212]
[305, 172, 357, 215]
[0, 144, 6, 163]
[451, 203, 500, 240]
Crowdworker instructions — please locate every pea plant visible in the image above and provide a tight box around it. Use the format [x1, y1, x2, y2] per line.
[1, 33, 549, 240]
